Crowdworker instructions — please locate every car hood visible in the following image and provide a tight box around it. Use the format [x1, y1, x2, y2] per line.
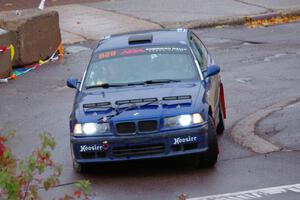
[75, 81, 206, 123]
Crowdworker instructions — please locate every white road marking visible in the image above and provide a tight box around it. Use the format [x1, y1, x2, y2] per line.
[188, 183, 300, 200]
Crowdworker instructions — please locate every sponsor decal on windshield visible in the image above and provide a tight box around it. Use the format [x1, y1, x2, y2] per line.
[145, 47, 187, 52]
[99, 50, 117, 59]
[96, 46, 189, 61]
[173, 136, 198, 145]
[121, 48, 145, 55]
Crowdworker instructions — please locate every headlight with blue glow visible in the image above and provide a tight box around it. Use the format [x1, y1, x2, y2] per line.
[164, 113, 204, 128]
[73, 123, 110, 135]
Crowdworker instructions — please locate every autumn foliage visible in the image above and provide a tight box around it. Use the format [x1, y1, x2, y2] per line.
[0, 131, 92, 200]
[245, 15, 300, 28]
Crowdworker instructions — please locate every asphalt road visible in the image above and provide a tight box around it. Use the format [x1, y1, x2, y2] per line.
[0, 22, 300, 199]
[257, 100, 300, 151]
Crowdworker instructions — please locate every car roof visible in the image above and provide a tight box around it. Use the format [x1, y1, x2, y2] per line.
[95, 29, 190, 52]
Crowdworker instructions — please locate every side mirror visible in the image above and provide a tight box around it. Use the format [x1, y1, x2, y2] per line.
[205, 64, 220, 78]
[67, 78, 79, 89]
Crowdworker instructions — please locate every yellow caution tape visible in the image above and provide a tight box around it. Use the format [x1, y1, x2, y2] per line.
[9, 44, 14, 62]
[38, 59, 50, 65]
[38, 43, 64, 65]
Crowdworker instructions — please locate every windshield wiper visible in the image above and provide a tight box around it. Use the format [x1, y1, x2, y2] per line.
[127, 82, 145, 86]
[85, 83, 127, 89]
[144, 79, 181, 84]
[126, 79, 180, 86]
[98, 98, 159, 123]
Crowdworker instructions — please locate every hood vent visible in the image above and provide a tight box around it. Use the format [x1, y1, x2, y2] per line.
[128, 34, 153, 45]
[83, 102, 111, 109]
[116, 98, 157, 105]
[83, 96, 191, 111]
[162, 95, 191, 101]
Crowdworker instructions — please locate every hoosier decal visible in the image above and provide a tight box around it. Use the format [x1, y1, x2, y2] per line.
[79, 144, 104, 152]
[173, 136, 197, 145]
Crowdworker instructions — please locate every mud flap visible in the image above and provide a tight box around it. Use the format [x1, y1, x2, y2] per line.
[220, 82, 226, 119]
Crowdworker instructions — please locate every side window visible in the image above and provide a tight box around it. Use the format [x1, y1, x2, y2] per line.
[190, 38, 205, 71]
[192, 33, 208, 71]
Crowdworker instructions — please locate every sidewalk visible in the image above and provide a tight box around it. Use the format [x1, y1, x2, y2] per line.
[47, 4, 160, 44]
[86, 0, 300, 27]
[1, 0, 300, 44]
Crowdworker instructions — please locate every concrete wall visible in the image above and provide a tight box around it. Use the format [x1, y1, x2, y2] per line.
[0, 9, 61, 67]
[0, 28, 12, 78]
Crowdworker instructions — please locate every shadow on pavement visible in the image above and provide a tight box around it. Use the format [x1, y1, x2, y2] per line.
[81, 155, 216, 178]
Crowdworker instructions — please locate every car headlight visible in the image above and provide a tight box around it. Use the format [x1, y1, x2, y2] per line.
[164, 113, 204, 128]
[73, 123, 109, 135]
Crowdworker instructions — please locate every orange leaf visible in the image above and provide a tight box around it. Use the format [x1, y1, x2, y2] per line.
[74, 191, 81, 198]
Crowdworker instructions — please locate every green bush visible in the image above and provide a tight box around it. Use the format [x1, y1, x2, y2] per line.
[0, 131, 92, 200]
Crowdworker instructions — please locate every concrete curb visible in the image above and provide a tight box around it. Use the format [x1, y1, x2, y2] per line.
[165, 8, 300, 29]
[230, 96, 300, 154]
[166, 16, 246, 29]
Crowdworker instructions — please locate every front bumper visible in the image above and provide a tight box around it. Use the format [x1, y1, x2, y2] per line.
[71, 124, 209, 164]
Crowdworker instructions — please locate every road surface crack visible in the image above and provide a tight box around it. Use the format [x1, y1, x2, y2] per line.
[61, 29, 90, 41]
[232, 0, 274, 12]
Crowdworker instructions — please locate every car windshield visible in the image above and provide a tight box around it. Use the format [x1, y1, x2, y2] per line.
[83, 46, 199, 88]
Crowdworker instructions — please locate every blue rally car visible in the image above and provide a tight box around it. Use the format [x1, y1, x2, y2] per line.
[67, 29, 226, 173]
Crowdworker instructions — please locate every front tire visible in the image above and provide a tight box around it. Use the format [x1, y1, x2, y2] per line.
[71, 144, 87, 173]
[195, 116, 219, 168]
[73, 160, 87, 173]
